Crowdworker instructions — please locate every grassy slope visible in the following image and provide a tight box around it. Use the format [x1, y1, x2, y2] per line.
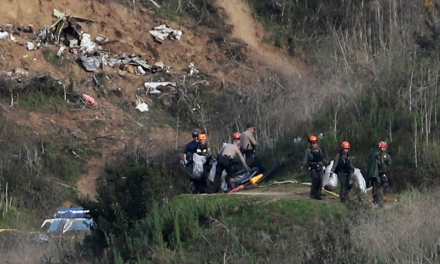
[121, 192, 348, 263]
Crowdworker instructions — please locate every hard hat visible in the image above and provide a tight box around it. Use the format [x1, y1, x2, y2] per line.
[233, 132, 241, 140]
[198, 133, 207, 141]
[308, 135, 318, 143]
[378, 141, 388, 148]
[340, 141, 351, 149]
[192, 131, 199, 138]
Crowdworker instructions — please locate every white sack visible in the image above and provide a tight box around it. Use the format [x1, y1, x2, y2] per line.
[192, 153, 207, 180]
[323, 160, 338, 191]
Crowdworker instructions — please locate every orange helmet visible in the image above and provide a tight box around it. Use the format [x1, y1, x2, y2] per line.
[378, 141, 388, 148]
[198, 133, 207, 141]
[233, 132, 241, 140]
[340, 141, 350, 149]
[308, 135, 318, 143]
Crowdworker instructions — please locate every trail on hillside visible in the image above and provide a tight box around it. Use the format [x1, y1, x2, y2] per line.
[216, 0, 303, 78]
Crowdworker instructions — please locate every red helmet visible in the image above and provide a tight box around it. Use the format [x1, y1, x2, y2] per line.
[233, 132, 241, 140]
[340, 141, 350, 149]
[378, 141, 388, 148]
[308, 135, 318, 143]
[198, 133, 207, 141]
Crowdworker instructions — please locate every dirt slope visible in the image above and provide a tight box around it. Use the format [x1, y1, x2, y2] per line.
[0, 0, 308, 200]
[216, 0, 303, 79]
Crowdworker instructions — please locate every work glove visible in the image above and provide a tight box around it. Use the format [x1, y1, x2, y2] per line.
[297, 166, 303, 173]
[181, 160, 188, 166]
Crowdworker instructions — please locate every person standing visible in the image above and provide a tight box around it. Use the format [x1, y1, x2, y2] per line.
[366, 141, 392, 208]
[330, 141, 355, 203]
[182, 131, 199, 168]
[214, 133, 250, 193]
[192, 133, 211, 193]
[299, 135, 329, 200]
[230, 132, 245, 173]
[240, 122, 258, 167]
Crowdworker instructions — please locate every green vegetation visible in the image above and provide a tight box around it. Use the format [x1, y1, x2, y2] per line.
[148, 0, 222, 29]
[3, 0, 440, 263]
[15, 75, 67, 110]
[42, 48, 68, 69]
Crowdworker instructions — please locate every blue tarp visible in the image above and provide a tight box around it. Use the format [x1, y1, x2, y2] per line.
[41, 206, 95, 233]
[46, 219, 95, 233]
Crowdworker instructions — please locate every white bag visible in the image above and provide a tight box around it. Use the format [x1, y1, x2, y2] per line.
[323, 160, 338, 191]
[192, 153, 206, 180]
[350, 168, 367, 193]
[208, 160, 217, 182]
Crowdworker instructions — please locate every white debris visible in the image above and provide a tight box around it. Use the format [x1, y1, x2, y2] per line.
[57, 45, 66, 57]
[137, 66, 146, 75]
[149, 24, 183, 43]
[188, 62, 199, 76]
[144, 82, 177, 94]
[69, 39, 78, 48]
[136, 103, 149, 112]
[135, 94, 149, 112]
[80, 33, 96, 54]
[15, 68, 29, 77]
[0, 31, 9, 40]
[53, 8, 66, 19]
[95, 36, 108, 42]
[27, 42, 35, 50]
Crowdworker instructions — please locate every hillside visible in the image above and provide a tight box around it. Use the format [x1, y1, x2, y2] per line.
[4, 1, 440, 264]
[0, 0, 307, 200]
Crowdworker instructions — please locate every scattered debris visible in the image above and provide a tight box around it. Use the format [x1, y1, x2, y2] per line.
[149, 24, 183, 43]
[135, 94, 149, 112]
[188, 62, 198, 76]
[9, 34, 17, 42]
[50, 8, 94, 44]
[14, 68, 29, 77]
[144, 82, 177, 95]
[80, 33, 97, 54]
[56, 45, 66, 57]
[81, 55, 101, 72]
[26, 42, 35, 50]
[0, 31, 9, 40]
[82, 94, 98, 106]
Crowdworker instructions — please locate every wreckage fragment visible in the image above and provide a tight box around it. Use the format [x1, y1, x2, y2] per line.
[149, 24, 183, 43]
[82, 94, 98, 106]
[0, 31, 9, 40]
[144, 82, 177, 94]
[81, 55, 101, 72]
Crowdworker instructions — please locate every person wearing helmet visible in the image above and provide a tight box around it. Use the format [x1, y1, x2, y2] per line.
[330, 141, 355, 203]
[299, 135, 329, 200]
[192, 133, 212, 193]
[240, 123, 258, 167]
[182, 131, 199, 167]
[366, 141, 392, 208]
[213, 132, 250, 193]
[195, 133, 211, 158]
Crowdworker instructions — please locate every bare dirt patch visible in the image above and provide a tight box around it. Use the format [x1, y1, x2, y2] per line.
[216, 0, 303, 79]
